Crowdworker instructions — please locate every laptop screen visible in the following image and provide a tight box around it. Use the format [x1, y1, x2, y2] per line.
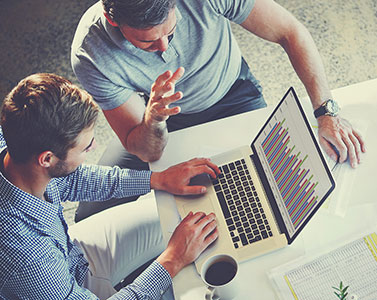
[252, 88, 335, 241]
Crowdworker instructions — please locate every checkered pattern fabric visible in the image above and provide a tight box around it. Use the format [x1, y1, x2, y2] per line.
[0, 127, 172, 299]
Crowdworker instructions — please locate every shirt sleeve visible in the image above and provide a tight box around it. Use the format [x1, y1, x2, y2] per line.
[109, 261, 173, 300]
[55, 164, 152, 203]
[71, 52, 134, 111]
[3, 254, 96, 300]
[207, 0, 255, 24]
[4, 256, 171, 300]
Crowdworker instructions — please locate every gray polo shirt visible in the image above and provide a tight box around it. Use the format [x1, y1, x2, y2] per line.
[71, 0, 255, 113]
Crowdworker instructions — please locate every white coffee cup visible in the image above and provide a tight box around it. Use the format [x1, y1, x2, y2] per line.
[200, 254, 239, 300]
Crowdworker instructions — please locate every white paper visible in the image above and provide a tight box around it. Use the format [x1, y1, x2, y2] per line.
[269, 227, 377, 300]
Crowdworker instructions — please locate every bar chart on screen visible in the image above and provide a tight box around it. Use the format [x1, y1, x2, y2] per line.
[261, 119, 319, 229]
[254, 92, 334, 236]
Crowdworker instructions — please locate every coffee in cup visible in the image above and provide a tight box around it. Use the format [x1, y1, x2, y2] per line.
[201, 254, 239, 300]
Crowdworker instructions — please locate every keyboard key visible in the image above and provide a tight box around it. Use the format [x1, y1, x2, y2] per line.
[243, 222, 250, 229]
[229, 163, 235, 170]
[226, 218, 234, 225]
[216, 191, 231, 218]
[232, 236, 240, 243]
[223, 165, 230, 173]
[240, 233, 248, 246]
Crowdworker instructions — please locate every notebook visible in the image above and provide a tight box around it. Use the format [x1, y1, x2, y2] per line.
[174, 87, 336, 273]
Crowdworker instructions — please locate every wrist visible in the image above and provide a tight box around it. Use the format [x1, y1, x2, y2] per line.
[150, 172, 164, 191]
[157, 249, 185, 278]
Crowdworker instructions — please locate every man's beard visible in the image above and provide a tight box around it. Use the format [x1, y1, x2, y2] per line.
[48, 159, 75, 178]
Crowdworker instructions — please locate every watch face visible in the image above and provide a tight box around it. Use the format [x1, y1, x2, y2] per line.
[325, 100, 339, 115]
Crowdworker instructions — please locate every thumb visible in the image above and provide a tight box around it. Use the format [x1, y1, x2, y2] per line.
[178, 185, 207, 195]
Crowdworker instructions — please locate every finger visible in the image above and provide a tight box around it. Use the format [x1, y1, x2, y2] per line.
[159, 91, 183, 106]
[193, 165, 218, 179]
[156, 105, 181, 117]
[352, 128, 367, 153]
[154, 70, 173, 88]
[178, 185, 207, 195]
[342, 135, 357, 168]
[168, 67, 185, 85]
[319, 136, 339, 162]
[348, 133, 362, 164]
[186, 211, 207, 225]
[323, 133, 347, 163]
[187, 158, 221, 176]
[204, 228, 219, 246]
[201, 218, 218, 238]
[196, 213, 217, 229]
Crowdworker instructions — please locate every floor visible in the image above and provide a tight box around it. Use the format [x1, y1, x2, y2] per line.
[1, 0, 376, 226]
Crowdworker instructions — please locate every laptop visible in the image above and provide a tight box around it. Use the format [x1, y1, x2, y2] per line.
[174, 87, 336, 272]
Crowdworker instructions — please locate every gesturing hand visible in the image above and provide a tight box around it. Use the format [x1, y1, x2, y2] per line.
[157, 211, 218, 278]
[317, 115, 366, 168]
[150, 158, 221, 195]
[145, 67, 185, 124]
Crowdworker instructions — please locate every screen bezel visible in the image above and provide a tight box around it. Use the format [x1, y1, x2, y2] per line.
[250, 87, 336, 244]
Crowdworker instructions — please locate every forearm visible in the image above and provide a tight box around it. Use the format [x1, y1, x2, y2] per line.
[279, 23, 332, 109]
[126, 116, 168, 162]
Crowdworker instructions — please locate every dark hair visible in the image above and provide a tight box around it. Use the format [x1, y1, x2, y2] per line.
[1, 73, 99, 163]
[102, 0, 176, 28]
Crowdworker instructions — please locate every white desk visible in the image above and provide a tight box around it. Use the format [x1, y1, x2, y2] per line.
[150, 79, 377, 299]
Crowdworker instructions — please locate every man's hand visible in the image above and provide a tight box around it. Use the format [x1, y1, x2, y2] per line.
[151, 158, 221, 195]
[157, 212, 218, 278]
[144, 67, 185, 124]
[317, 115, 366, 168]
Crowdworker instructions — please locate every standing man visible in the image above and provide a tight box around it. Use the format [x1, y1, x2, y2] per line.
[71, 0, 366, 221]
[0, 73, 219, 299]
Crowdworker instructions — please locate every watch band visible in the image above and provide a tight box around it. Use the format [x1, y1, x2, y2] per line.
[313, 99, 339, 118]
[314, 105, 327, 118]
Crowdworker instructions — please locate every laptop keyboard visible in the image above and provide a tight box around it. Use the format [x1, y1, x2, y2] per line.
[211, 159, 273, 249]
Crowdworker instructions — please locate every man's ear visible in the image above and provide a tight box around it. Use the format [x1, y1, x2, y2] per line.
[104, 12, 118, 27]
[37, 151, 56, 168]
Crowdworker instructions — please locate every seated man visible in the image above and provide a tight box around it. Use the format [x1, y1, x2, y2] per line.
[0, 73, 220, 299]
[71, 0, 366, 221]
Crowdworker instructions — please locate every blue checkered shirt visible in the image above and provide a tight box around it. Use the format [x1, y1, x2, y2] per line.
[0, 128, 172, 299]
